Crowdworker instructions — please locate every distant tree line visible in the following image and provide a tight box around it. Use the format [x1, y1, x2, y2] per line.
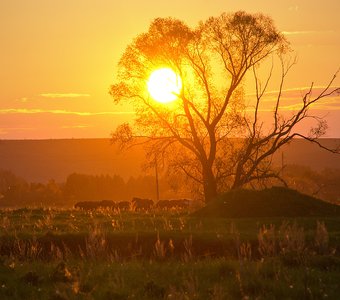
[281, 165, 340, 204]
[64, 173, 160, 202]
[0, 170, 189, 207]
[0, 170, 62, 207]
[0, 167, 339, 207]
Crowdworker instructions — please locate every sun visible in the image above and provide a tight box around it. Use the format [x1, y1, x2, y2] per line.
[147, 68, 182, 103]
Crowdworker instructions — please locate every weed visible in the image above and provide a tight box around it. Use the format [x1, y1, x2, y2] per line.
[278, 221, 305, 255]
[182, 272, 198, 299]
[182, 235, 193, 262]
[52, 262, 74, 283]
[144, 280, 166, 299]
[154, 233, 166, 260]
[314, 221, 329, 255]
[85, 224, 108, 259]
[258, 224, 276, 257]
[239, 242, 252, 262]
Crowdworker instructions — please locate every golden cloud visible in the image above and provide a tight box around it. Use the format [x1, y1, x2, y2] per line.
[40, 93, 91, 98]
[0, 108, 135, 116]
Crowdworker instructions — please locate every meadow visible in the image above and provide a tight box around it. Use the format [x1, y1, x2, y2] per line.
[0, 208, 340, 299]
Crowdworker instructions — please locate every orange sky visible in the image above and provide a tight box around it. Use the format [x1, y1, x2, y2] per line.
[1, 0, 339, 139]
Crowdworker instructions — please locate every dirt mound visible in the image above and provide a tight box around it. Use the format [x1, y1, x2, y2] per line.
[193, 187, 340, 218]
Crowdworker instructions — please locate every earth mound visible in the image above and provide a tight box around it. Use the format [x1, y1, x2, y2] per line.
[193, 187, 340, 218]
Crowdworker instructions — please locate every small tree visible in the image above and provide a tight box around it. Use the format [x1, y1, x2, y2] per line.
[110, 11, 339, 203]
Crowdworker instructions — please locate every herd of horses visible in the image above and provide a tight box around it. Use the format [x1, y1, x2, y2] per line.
[74, 197, 193, 211]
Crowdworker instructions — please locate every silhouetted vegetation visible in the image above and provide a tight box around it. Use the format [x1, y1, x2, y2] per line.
[63, 173, 189, 204]
[0, 170, 191, 207]
[111, 11, 339, 203]
[282, 165, 340, 204]
[1, 166, 340, 208]
[193, 187, 340, 218]
[0, 170, 64, 207]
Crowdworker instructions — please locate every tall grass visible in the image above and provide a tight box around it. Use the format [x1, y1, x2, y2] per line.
[0, 208, 339, 299]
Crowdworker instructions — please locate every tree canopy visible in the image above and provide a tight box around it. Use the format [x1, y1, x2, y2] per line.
[110, 11, 339, 203]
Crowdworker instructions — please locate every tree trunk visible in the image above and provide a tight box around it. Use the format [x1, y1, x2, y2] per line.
[231, 162, 245, 190]
[202, 167, 218, 203]
[231, 179, 243, 190]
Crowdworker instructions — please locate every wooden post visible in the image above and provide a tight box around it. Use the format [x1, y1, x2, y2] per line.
[155, 154, 160, 202]
[281, 152, 284, 177]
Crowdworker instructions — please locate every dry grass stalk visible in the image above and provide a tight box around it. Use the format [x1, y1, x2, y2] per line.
[314, 221, 329, 254]
[258, 224, 276, 257]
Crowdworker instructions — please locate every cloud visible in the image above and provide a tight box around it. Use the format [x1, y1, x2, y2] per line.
[40, 93, 91, 98]
[0, 108, 135, 116]
[0, 127, 35, 133]
[247, 86, 339, 98]
[61, 125, 91, 129]
[282, 30, 334, 36]
[245, 85, 340, 113]
[288, 5, 299, 11]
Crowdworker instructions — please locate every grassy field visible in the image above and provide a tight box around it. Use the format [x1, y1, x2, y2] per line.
[0, 208, 340, 299]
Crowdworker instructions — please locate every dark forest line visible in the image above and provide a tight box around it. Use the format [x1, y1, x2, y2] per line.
[0, 164, 339, 207]
[0, 170, 191, 207]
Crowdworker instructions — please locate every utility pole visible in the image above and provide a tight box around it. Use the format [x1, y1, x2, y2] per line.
[281, 151, 284, 177]
[155, 154, 160, 202]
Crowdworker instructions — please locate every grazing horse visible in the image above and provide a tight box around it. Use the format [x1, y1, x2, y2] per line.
[156, 199, 191, 210]
[156, 200, 171, 210]
[131, 197, 154, 211]
[74, 200, 116, 210]
[116, 201, 130, 211]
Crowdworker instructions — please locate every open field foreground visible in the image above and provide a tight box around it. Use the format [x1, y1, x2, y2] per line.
[0, 208, 340, 299]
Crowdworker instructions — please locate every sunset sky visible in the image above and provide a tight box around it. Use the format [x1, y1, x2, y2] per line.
[1, 0, 339, 139]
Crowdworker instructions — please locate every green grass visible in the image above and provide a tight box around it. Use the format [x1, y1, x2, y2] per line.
[0, 258, 339, 299]
[0, 208, 340, 299]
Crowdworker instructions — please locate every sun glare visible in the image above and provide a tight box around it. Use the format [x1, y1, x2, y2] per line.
[147, 68, 182, 103]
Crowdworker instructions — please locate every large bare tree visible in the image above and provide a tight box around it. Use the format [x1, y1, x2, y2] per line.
[110, 11, 339, 203]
